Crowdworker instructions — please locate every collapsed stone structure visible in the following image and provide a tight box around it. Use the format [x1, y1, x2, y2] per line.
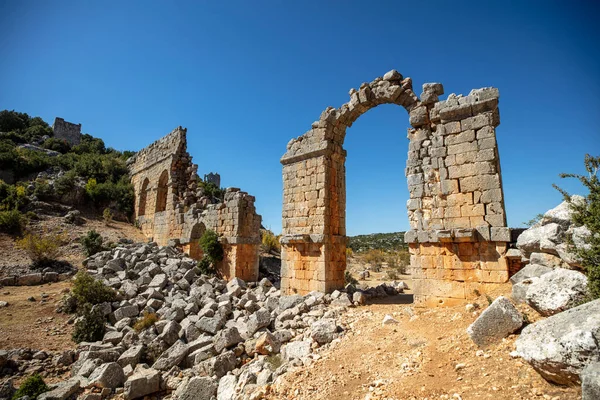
[281, 70, 511, 305]
[52, 117, 82, 145]
[128, 128, 261, 281]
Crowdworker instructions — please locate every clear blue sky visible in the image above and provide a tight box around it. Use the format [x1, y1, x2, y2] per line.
[1, 1, 599, 235]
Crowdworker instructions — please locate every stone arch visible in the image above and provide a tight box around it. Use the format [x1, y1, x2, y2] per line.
[188, 222, 206, 259]
[155, 170, 169, 213]
[138, 178, 150, 217]
[280, 70, 510, 306]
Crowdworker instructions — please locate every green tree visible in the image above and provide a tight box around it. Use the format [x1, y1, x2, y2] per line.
[554, 154, 600, 299]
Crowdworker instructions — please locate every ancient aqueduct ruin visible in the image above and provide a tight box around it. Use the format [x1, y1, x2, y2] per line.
[131, 70, 511, 307]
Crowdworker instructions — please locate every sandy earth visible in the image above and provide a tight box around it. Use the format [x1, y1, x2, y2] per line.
[267, 292, 580, 400]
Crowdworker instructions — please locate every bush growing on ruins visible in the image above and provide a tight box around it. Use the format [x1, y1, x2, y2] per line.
[0, 210, 24, 234]
[16, 228, 67, 267]
[261, 230, 280, 253]
[200, 229, 224, 264]
[198, 181, 224, 202]
[134, 312, 159, 332]
[72, 304, 106, 343]
[346, 247, 353, 257]
[197, 256, 216, 276]
[81, 230, 104, 257]
[70, 270, 116, 311]
[554, 154, 600, 300]
[11, 373, 48, 400]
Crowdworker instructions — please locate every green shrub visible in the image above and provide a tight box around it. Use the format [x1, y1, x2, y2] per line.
[134, 312, 159, 332]
[72, 304, 106, 343]
[16, 229, 66, 266]
[33, 179, 54, 201]
[81, 230, 104, 257]
[12, 373, 48, 400]
[200, 230, 224, 263]
[197, 256, 216, 276]
[345, 271, 358, 286]
[43, 137, 71, 153]
[554, 154, 600, 300]
[0, 209, 24, 233]
[261, 230, 280, 253]
[103, 207, 113, 225]
[198, 181, 224, 201]
[70, 271, 116, 310]
[54, 170, 77, 196]
[0, 182, 28, 211]
[386, 270, 399, 280]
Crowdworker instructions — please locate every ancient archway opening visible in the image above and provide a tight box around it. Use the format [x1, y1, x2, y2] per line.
[280, 70, 511, 306]
[138, 178, 150, 216]
[155, 170, 169, 213]
[188, 222, 206, 259]
[344, 104, 412, 286]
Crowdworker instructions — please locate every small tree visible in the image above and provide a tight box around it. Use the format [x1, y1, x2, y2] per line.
[81, 230, 104, 257]
[16, 228, 67, 267]
[72, 304, 106, 343]
[198, 230, 224, 276]
[12, 374, 48, 400]
[553, 154, 600, 299]
[103, 207, 113, 225]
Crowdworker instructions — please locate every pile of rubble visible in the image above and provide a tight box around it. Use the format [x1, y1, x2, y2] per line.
[5, 243, 403, 400]
[465, 196, 599, 397]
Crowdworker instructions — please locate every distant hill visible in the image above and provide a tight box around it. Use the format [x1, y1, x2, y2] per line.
[347, 231, 407, 252]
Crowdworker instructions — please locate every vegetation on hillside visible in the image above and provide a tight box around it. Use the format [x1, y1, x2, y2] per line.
[554, 154, 600, 300]
[0, 110, 136, 232]
[347, 231, 407, 253]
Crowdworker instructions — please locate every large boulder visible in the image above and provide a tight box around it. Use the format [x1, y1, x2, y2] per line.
[87, 362, 125, 389]
[174, 376, 218, 400]
[509, 264, 552, 285]
[123, 367, 161, 400]
[582, 362, 600, 400]
[310, 318, 338, 345]
[152, 340, 188, 371]
[517, 223, 562, 258]
[282, 340, 311, 361]
[516, 299, 600, 385]
[466, 296, 523, 347]
[525, 269, 588, 316]
[38, 379, 80, 400]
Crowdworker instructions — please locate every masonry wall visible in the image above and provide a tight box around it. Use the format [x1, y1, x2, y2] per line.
[129, 128, 261, 282]
[280, 70, 511, 303]
[53, 117, 82, 145]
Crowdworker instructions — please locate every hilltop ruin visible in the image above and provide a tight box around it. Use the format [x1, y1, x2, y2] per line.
[128, 127, 261, 281]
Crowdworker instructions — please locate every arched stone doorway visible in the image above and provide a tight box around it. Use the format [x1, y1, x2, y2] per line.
[155, 170, 169, 213]
[280, 70, 511, 306]
[138, 178, 150, 216]
[187, 222, 206, 259]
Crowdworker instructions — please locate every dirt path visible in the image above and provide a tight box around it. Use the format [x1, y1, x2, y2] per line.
[0, 281, 74, 351]
[267, 296, 580, 400]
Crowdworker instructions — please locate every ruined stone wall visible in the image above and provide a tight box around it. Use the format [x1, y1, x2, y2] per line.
[280, 70, 511, 304]
[129, 128, 261, 282]
[52, 117, 81, 145]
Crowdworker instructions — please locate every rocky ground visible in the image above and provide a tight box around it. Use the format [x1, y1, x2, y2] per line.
[266, 296, 581, 400]
[0, 197, 597, 399]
